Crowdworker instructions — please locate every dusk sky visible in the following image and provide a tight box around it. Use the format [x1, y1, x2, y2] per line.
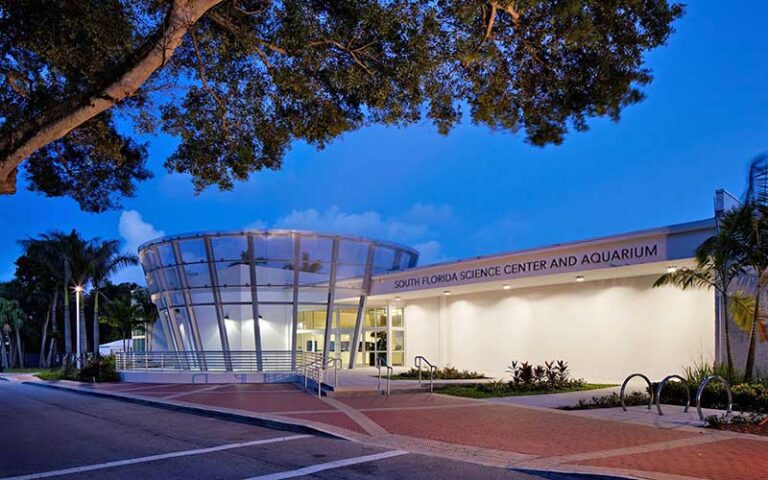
[2, 0, 767, 285]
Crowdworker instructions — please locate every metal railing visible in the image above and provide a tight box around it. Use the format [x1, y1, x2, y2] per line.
[376, 356, 393, 396]
[115, 350, 322, 373]
[414, 355, 437, 393]
[303, 359, 323, 398]
[322, 357, 342, 388]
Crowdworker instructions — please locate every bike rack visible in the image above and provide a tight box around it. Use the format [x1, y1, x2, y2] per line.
[414, 355, 438, 393]
[376, 356, 393, 396]
[696, 375, 733, 421]
[654, 374, 690, 415]
[620, 373, 654, 411]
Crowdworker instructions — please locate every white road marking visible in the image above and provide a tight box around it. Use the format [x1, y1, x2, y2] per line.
[242, 450, 408, 480]
[1, 435, 312, 480]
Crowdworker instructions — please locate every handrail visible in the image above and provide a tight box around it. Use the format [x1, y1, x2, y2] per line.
[655, 374, 690, 415]
[322, 357, 342, 388]
[620, 373, 654, 411]
[376, 356, 393, 396]
[696, 375, 733, 421]
[414, 355, 437, 393]
[303, 359, 323, 397]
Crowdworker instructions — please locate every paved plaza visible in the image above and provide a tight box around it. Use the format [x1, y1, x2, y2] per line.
[3, 375, 764, 480]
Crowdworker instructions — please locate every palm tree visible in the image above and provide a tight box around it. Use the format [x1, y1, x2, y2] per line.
[132, 287, 158, 351]
[0, 298, 26, 368]
[102, 296, 144, 352]
[88, 240, 138, 355]
[654, 208, 746, 378]
[739, 155, 768, 381]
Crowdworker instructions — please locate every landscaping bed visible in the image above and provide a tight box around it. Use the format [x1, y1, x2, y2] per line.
[706, 413, 768, 437]
[436, 382, 614, 399]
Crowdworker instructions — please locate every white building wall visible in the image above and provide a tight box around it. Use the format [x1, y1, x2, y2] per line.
[404, 274, 715, 383]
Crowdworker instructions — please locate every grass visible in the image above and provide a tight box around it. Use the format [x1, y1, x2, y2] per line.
[1, 368, 42, 374]
[35, 370, 67, 381]
[436, 383, 615, 399]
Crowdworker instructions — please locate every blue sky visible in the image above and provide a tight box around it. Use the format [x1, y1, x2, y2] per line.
[2, 0, 767, 285]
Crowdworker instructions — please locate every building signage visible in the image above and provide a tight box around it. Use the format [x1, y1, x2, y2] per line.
[380, 242, 665, 293]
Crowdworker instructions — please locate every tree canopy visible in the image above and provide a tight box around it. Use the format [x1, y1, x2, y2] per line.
[0, 0, 684, 212]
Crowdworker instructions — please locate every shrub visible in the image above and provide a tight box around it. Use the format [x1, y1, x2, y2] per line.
[506, 360, 584, 391]
[561, 391, 651, 411]
[78, 355, 119, 382]
[392, 365, 486, 380]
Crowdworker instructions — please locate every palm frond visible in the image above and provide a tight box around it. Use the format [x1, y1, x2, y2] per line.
[745, 153, 768, 206]
[653, 268, 715, 291]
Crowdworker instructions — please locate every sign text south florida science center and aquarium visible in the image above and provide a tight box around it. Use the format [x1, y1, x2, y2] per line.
[380, 241, 665, 293]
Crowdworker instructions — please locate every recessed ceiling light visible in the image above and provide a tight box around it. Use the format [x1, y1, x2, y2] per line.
[575, 276, 585, 282]
[443, 291, 451, 296]
[666, 265, 677, 273]
[394, 296, 401, 301]
[503, 284, 512, 290]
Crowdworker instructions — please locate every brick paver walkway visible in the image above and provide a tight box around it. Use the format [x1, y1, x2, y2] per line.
[46, 381, 768, 480]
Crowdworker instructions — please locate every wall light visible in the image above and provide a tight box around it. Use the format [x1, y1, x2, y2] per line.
[666, 265, 678, 273]
[502, 284, 512, 290]
[394, 296, 401, 301]
[575, 276, 585, 282]
[443, 291, 451, 296]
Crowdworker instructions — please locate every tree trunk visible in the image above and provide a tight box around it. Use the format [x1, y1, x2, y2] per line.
[93, 291, 100, 356]
[0, 0, 225, 194]
[46, 338, 56, 369]
[14, 326, 24, 369]
[721, 294, 735, 379]
[39, 310, 50, 368]
[0, 331, 8, 370]
[79, 295, 88, 361]
[63, 264, 72, 355]
[744, 280, 761, 382]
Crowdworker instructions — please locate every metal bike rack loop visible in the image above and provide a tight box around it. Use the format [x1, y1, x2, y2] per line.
[620, 373, 654, 411]
[655, 374, 690, 415]
[696, 375, 733, 421]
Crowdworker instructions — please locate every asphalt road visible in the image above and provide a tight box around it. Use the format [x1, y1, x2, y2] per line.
[0, 382, 603, 480]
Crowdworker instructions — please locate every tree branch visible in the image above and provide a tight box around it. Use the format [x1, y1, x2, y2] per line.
[190, 27, 230, 133]
[0, 0, 225, 195]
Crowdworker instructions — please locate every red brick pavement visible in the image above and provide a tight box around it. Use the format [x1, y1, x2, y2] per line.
[79, 383, 767, 480]
[576, 438, 768, 480]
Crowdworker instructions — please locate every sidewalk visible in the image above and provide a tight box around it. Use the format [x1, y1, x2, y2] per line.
[27, 380, 768, 480]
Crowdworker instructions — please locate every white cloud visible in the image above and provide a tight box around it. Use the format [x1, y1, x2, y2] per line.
[119, 210, 165, 254]
[114, 211, 165, 286]
[413, 240, 444, 265]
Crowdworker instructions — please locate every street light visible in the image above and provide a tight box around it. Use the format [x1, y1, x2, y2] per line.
[74, 285, 83, 368]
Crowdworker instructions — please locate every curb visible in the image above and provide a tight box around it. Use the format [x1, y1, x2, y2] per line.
[24, 381, 344, 440]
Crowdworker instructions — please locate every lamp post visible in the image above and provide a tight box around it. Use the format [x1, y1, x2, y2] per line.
[75, 285, 83, 368]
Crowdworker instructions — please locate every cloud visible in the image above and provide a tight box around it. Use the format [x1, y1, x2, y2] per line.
[114, 211, 165, 286]
[119, 210, 165, 254]
[413, 240, 445, 265]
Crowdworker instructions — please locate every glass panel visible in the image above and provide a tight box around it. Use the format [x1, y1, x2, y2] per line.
[141, 247, 160, 270]
[258, 304, 293, 350]
[193, 306, 222, 350]
[373, 246, 396, 271]
[220, 287, 251, 303]
[336, 264, 365, 280]
[146, 271, 159, 293]
[397, 253, 413, 271]
[178, 239, 208, 263]
[266, 235, 294, 260]
[189, 289, 214, 305]
[338, 240, 368, 265]
[392, 330, 404, 351]
[391, 351, 404, 366]
[222, 305, 254, 351]
[215, 262, 249, 287]
[365, 308, 387, 328]
[172, 307, 195, 351]
[184, 263, 211, 288]
[170, 291, 186, 307]
[162, 267, 182, 290]
[391, 307, 404, 327]
[256, 286, 294, 303]
[299, 236, 333, 263]
[339, 309, 357, 329]
[211, 235, 248, 262]
[255, 262, 296, 286]
[297, 308, 326, 330]
[157, 243, 176, 266]
[298, 287, 328, 304]
[297, 262, 330, 284]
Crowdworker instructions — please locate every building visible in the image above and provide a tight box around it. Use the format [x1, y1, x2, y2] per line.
[138, 190, 759, 383]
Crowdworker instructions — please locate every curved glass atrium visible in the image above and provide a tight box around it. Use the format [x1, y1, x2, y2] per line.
[139, 231, 418, 369]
